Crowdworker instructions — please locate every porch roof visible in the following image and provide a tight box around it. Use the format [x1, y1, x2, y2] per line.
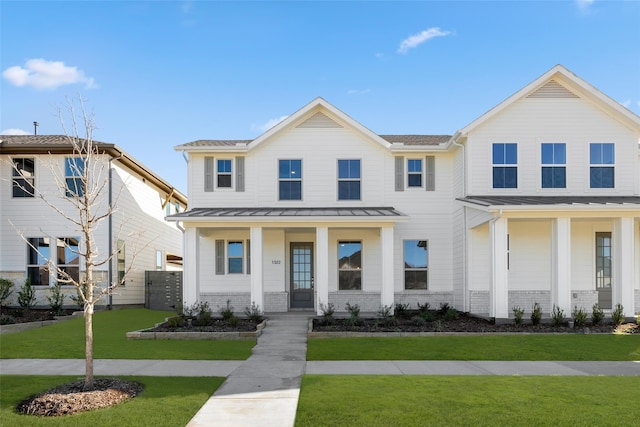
[167, 206, 408, 223]
[458, 195, 640, 210]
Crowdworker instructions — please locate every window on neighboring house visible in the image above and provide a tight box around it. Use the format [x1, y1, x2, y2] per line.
[12, 158, 35, 198]
[407, 159, 423, 187]
[590, 143, 614, 188]
[156, 250, 163, 271]
[56, 237, 80, 284]
[338, 241, 361, 290]
[228, 241, 244, 274]
[337, 159, 361, 200]
[27, 237, 50, 286]
[65, 157, 86, 197]
[217, 159, 232, 188]
[492, 143, 517, 188]
[541, 143, 566, 188]
[404, 240, 428, 289]
[117, 240, 126, 286]
[279, 159, 302, 200]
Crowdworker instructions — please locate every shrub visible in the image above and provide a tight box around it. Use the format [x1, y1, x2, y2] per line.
[512, 306, 525, 326]
[377, 305, 395, 327]
[417, 301, 430, 313]
[572, 306, 588, 328]
[611, 304, 625, 325]
[228, 315, 239, 327]
[46, 282, 66, 315]
[195, 301, 213, 326]
[420, 310, 434, 322]
[0, 314, 16, 325]
[444, 308, 459, 321]
[411, 315, 426, 327]
[182, 302, 198, 318]
[319, 302, 335, 323]
[0, 278, 14, 307]
[394, 303, 410, 318]
[218, 300, 235, 320]
[591, 303, 605, 325]
[244, 302, 264, 323]
[434, 320, 443, 332]
[17, 278, 36, 312]
[166, 316, 186, 328]
[551, 304, 564, 326]
[345, 302, 361, 326]
[531, 302, 542, 326]
[70, 282, 88, 309]
[438, 302, 451, 315]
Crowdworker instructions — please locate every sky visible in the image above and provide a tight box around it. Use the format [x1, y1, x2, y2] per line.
[2, 0, 639, 195]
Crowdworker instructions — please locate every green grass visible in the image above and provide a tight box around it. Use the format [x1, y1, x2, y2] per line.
[296, 375, 640, 427]
[307, 335, 640, 361]
[1, 308, 255, 360]
[0, 375, 224, 427]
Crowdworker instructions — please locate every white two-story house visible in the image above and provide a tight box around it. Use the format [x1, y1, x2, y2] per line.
[0, 135, 187, 307]
[169, 65, 640, 320]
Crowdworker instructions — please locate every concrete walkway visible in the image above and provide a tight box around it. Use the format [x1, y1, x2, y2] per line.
[1, 313, 639, 427]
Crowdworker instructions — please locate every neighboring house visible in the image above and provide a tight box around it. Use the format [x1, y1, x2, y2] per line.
[0, 135, 187, 307]
[168, 65, 640, 319]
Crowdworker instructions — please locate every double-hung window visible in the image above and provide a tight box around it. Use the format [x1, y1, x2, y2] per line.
[404, 240, 428, 289]
[27, 238, 50, 286]
[590, 143, 614, 188]
[279, 159, 302, 200]
[337, 159, 361, 200]
[57, 237, 80, 284]
[541, 143, 566, 188]
[65, 157, 85, 197]
[407, 159, 423, 187]
[492, 143, 517, 188]
[228, 241, 244, 274]
[338, 241, 361, 290]
[27, 237, 79, 286]
[217, 159, 232, 188]
[12, 158, 35, 198]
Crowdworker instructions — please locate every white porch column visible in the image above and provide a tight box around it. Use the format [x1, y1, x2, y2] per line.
[315, 226, 329, 315]
[380, 225, 395, 310]
[250, 226, 264, 309]
[552, 217, 572, 314]
[613, 217, 635, 317]
[183, 227, 200, 306]
[490, 215, 509, 319]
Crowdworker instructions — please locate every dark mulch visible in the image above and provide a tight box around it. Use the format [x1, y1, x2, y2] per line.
[149, 317, 262, 332]
[313, 311, 638, 334]
[16, 378, 143, 417]
[0, 307, 77, 325]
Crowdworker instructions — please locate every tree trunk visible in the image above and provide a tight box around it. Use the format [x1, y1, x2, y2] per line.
[83, 302, 94, 390]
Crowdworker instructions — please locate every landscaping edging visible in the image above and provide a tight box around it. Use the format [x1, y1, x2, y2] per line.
[0, 311, 83, 335]
[126, 318, 268, 340]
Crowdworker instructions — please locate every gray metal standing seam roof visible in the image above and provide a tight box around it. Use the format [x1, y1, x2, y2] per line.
[168, 207, 406, 219]
[458, 196, 640, 207]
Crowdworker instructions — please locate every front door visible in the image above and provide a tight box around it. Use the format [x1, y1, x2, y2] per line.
[290, 242, 314, 309]
[595, 232, 612, 309]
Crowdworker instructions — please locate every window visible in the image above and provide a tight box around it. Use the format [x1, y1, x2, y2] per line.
[541, 143, 566, 188]
[117, 240, 126, 285]
[337, 159, 361, 200]
[595, 232, 611, 291]
[338, 241, 361, 290]
[65, 157, 85, 197]
[12, 158, 35, 197]
[27, 238, 50, 286]
[228, 241, 244, 274]
[407, 159, 423, 187]
[404, 240, 428, 289]
[590, 143, 614, 188]
[56, 237, 80, 284]
[156, 250, 163, 271]
[492, 143, 517, 188]
[279, 159, 302, 200]
[217, 159, 232, 188]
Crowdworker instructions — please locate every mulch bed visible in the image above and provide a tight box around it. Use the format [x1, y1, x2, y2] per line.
[16, 378, 143, 417]
[0, 308, 77, 325]
[149, 317, 262, 332]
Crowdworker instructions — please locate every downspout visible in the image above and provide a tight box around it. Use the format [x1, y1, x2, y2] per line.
[107, 153, 123, 309]
[451, 134, 469, 311]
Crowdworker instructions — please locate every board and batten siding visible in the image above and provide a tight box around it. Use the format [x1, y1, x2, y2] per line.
[466, 97, 639, 196]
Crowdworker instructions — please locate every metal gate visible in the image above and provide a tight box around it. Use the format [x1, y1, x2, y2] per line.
[145, 271, 182, 311]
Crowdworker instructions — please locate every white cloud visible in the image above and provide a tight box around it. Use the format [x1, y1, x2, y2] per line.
[2, 128, 31, 135]
[2, 58, 96, 90]
[622, 99, 631, 108]
[253, 115, 288, 133]
[576, 0, 595, 11]
[397, 27, 451, 54]
[347, 89, 371, 95]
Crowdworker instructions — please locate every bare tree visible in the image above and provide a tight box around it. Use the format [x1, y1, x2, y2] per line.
[9, 97, 142, 390]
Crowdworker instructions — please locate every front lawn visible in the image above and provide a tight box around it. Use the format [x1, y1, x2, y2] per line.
[296, 376, 640, 427]
[307, 335, 640, 361]
[0, 375, 223, 427]
[1, 308, 255, 360]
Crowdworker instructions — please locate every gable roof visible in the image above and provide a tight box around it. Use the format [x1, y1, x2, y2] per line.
[456, 64, 640, 138]
[0, 135, 187, 206]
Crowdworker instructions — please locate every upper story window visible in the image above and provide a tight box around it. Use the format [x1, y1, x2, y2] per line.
[590, 143, 614, 188]
[541, 143, 566, 188]
[492, 143, 517, 189]
[407, 159, 423, 188]
[279, 159, 302, 200]
[404, 240, 428, 290]
[65, 157, 85, 197]
[12, 158, 35, 198]
[217, 159, 232, 188]
[337, 159, 361, 200]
